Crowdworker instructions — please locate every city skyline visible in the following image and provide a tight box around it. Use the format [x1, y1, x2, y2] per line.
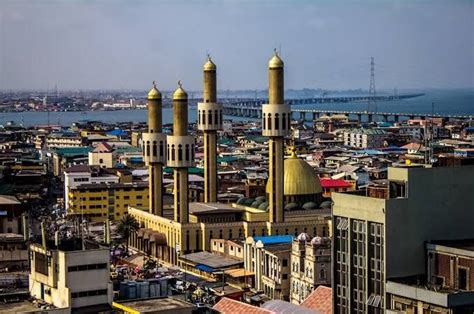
[1, 0, 473, 91]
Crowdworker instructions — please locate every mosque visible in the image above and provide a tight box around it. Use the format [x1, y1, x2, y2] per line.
[128, 52, 330, 265]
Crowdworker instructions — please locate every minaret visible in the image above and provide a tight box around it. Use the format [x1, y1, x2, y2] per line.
[198, 56, 223, 203]
[262, 50, 290, 223]
[143, 82, 166, 216]
[167, 81, 194, 223]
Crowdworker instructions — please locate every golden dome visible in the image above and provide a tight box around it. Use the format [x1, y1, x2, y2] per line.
[203, 55, 216, 71]
[269, 49, 284, 69]
[173, 81, 187, 101]
[147, 81, 161, 100]
[266, 151, 322, 195]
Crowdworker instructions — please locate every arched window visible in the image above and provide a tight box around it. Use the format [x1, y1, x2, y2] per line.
[320, 269, 326, 279]
[208, 110, 213, 125]
[268, 113, 272, 130]
[263, 113, 266, 129]
[146, 141, 150, 157]
[202, 111, 206, 125]
[282, 113, 286, 130]
[219, 229, 223, 239]
[185, 144, 190, 161]
[152, 141, 157, 157]
[171, 144, 175, 161]
[178, 144, 183, 161]
[275, 113, 279, 130]
[198, 110, 201, 125]
[159, 141, 164, 157]
[214, 110, 218, 126]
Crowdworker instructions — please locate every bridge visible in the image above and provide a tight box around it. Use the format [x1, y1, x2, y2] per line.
[219, 94, 473, 122]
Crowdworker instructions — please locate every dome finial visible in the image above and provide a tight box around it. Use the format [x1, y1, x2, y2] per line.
[173, 80, 187, 100]
[269, 49, 284, 68]
[204, 54, 217, 71]
[147, 80, 161, 100]
[289, 146, 297, 158]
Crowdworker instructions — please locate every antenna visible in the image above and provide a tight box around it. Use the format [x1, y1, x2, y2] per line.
[368, 57, 377, 113]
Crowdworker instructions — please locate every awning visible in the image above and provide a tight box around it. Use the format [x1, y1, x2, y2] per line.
[225, 268, 254, 278]
[149, 232, 167, 246]
[195, 264, 215, 273]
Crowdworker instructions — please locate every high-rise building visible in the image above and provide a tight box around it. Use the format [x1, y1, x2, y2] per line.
[332, 165, 474, 313]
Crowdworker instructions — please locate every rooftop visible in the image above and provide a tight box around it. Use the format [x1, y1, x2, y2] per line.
[429, 238, 474, 252]
[213, 297, 273, 314]
[180, 251, 242, 269]
[113, 297, 194, 313]
[252, 235, 294, 245]
[301, 286, 332, 314]
[189, 202, 243, 215]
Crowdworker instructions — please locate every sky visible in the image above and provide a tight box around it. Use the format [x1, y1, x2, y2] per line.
[0, 0, 473, 91]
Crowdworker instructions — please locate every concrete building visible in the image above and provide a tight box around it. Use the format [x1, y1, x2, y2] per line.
[245, 235, 293, 301]
[343, 128, 387, 149]
[63, 165, 119, 212]
[46, 133, 82, 149]
[332, 165, 474, 313]
[29, 239, 113, 312]
[67, 181, 148, 222]
[386, 239, 474, 313]
[290, 234, 331, 304]
[88, 142, 116, 168]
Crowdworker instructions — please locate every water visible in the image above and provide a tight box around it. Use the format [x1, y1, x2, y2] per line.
[1, 89, 472, 127]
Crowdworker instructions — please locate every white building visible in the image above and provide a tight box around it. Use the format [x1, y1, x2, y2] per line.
[343, 129, 387, 149]
[29, 239, 113, 312]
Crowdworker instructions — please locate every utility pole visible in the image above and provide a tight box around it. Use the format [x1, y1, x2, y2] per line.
[368, 57, 377, 113]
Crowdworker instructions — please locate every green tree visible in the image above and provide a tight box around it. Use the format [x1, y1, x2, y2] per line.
[116, 214, 139, 255]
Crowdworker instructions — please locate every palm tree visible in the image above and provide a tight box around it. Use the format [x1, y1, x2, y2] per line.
[116, 214, 139, 255]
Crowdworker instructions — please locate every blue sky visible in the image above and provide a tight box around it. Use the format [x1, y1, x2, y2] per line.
[0, 0, 473, 91]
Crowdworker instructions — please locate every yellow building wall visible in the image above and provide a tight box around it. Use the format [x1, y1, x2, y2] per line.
[128, 207, 330, 266]
[68, 186, 149, 222]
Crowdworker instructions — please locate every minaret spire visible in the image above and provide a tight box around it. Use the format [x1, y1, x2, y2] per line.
[168, 81, 194, 224]
[263, 50, 290, 223]
[143, 81, 166, 216]
[199, 55, 222, 203]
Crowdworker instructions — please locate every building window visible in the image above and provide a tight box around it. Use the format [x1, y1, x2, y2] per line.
[282, 113, 286, 130]
[268, 113, 272, 130]
[171, 144, 175, 161]
[458, 268, 468, 290]
[185, 144, 190, 161]
[275, 113, 279, 130]
[263, 113, 266, 129]
[208, 110, 213, 125]
[282, 259, 288, 267]
[178, 144, 183, 161]
[152, 141, 157, 157]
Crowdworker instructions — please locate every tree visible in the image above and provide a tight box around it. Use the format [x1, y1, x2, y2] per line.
[116, 214, 139, 255]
